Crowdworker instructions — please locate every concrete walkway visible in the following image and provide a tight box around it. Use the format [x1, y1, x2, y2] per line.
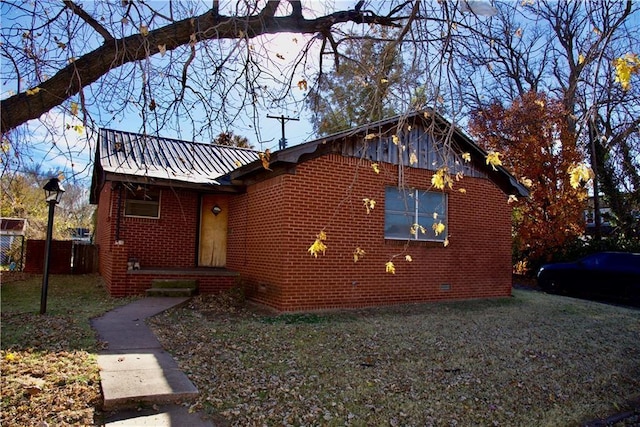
[91, 297, 217, 426]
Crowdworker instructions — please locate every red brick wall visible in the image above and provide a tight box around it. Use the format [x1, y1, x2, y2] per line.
[229, 154, 513, 311]
[95, 184, 115, 293]
[96, 152, 513, 307]
[95, 183, 241, 296]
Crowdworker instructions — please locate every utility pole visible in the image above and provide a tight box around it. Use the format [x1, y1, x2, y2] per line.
[267, 114, 299, 150]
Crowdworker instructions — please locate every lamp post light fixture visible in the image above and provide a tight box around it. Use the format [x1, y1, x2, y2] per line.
[40, 178, 64, 314]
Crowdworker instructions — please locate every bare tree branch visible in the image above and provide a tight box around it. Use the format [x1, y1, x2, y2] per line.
[62, 0, 114, 42]
[1, 3, 402, 134]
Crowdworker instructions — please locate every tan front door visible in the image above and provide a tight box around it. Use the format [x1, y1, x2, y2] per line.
[199, 195, 228, 267]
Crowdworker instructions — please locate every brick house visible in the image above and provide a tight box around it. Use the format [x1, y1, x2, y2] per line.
[90, 111, 528, 311]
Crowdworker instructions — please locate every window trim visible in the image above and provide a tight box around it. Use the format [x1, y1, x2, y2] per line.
[384, 187, 448, 242]
[124, 186, 161, 219]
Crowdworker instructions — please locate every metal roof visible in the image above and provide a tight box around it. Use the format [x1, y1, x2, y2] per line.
[97, 128, 260, 185]
[1, 218, 27, 235]
[232, 110, 529, 197]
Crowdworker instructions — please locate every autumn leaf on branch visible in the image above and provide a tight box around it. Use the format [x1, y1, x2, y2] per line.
[362, 198, 376, 214]
[308, 231, 327, 258]
[431, 167, 453, 190]
[410, 223, 426, 236]
[485, 151, 503, 170]
[385, 261, 396, 274]
[568, 163, 594, 189]
[259, 149, 271, 170]
[432, 221, 445, 236]
[613, 53, 640, 90]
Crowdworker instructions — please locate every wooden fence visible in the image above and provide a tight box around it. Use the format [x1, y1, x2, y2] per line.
[24, 240, 98, 274]
[72, 243, 98, 274]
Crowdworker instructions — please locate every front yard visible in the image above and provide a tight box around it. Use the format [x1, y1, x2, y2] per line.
[149, 289, 640, 426]
[0, 274, 137, 426]
[1, 275, 638, 426]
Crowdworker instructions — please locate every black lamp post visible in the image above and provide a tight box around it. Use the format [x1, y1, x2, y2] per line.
[40, 178, 64, 314]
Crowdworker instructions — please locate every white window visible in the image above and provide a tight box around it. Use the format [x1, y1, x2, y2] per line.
[384, 187, 447, 241]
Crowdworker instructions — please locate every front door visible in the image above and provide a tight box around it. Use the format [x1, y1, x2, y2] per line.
[199, 195, 228, 267]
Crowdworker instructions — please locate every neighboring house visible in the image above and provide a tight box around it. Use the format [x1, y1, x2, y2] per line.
[0, 218, 27, 270]
[584, 196, 613, 235]
[90, 111, 528, 311]
[584, 195, 640, 236]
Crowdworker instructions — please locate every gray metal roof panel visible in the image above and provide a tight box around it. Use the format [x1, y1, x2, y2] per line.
[98, 128, 260, 185]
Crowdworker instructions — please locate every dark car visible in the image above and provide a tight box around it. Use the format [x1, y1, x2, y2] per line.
[537, 252, 640, 301]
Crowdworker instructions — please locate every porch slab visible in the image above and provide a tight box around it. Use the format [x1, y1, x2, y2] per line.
[98, 349, 198, 410]
[128, 267, 239, 276]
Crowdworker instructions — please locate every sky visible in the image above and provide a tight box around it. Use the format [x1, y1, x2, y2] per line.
[3, 1, 353, 184]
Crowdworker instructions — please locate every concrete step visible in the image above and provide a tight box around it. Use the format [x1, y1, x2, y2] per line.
[145, 288, 196, 297]
[151, 279, 198, 289]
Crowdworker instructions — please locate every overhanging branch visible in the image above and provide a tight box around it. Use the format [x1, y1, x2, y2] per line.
[1, 3, 403, 134]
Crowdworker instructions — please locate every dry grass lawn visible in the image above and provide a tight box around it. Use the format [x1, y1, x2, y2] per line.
[149, 289, 640, 427]
[2, 274, 638, 426]
[1, 274, 137, 426]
